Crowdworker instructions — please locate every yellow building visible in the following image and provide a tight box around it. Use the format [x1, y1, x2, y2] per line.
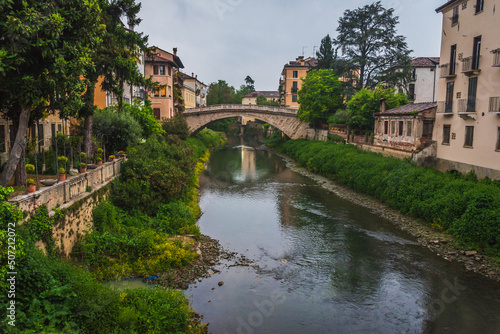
[242, 91, 280, 105]
[279, 56, 318, 109]
[434, 0, 500, 179]
[179, 72, 207, 109]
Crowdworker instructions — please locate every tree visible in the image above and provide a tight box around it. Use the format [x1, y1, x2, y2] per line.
[244, 76, 255, 92]
[207, 80, 235, 105]
[0, 0, 104, 187]
[80, 0, 149, 156]
[297, 69, 344, 127]
[346, 84, 409, 131]
[316, 35, 335, 69]
[256, 95, 279, 107]
[232, 85, 253, 104]
[333, 1, 412, 89]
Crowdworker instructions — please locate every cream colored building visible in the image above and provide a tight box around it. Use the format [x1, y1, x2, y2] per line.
[409, 57, 440, 103]
[279, 56, 318, 109]
[180, 72, 207, 109]
[434, 0, 500, 179]
[242, 91, 279, 105]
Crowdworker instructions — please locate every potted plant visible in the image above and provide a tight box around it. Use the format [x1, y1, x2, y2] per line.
[80, 162, 87, 173]
[58, 156, 68, 169]
[97, 157, 103, 167]
[109, 155, 115, 162]
[97, 148, 103, 166]
[58, 167, 66, 182]
[27, 178, 36, 193]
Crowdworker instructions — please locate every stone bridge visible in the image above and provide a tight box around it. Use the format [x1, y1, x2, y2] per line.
[183, 104, 310, 139]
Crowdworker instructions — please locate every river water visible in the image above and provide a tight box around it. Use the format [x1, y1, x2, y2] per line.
[186, 136, 500, 334]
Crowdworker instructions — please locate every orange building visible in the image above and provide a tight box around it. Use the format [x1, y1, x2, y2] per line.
[279, 56, 318, 109]
[145, 47, 184, 120]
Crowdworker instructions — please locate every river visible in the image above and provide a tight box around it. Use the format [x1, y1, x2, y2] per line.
[186, 136, 500, 334]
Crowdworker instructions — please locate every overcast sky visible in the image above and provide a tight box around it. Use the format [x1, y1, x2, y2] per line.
[136, 0, 444, 91]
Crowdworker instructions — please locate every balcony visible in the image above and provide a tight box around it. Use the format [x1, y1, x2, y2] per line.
[490, 97, 500, 113]
[439, 63, 457, 78]
[461, 56, 481, 75]
[437, 101, 454, 115]
[291, 87, 298, 93]
[458, 99, 477, 119]
[492, 49, 500, 67]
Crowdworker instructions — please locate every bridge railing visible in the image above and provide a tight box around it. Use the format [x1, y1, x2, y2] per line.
[183, 104, 299, 115]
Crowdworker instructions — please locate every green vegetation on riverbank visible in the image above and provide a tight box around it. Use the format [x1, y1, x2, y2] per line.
[0, 128, 226, 333]
[273, 139, 500, 254]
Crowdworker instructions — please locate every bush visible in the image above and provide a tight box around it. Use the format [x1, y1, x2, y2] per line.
[93, 108, 142, 153]
[162, 114, 190, 140]
[25, 163, 35, 174]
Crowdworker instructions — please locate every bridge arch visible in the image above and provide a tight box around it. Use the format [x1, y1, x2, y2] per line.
[183, 104, 310, 140]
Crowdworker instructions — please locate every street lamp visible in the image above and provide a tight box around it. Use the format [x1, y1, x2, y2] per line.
[100, 134, 107, 162]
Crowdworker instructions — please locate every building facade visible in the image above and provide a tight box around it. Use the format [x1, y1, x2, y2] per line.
[180, 72, 207, 109]
[144, 47, 184, 120]
[242, 91, 280, 105]
[434, 0, 500, 179]
[409, 57, 440, 103]
[279, 56, 318, 109]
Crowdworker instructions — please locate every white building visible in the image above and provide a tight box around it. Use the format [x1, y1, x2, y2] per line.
[409, 57, 440, 103]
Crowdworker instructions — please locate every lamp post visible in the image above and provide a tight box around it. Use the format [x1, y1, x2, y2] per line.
[100, 134, 107, 162]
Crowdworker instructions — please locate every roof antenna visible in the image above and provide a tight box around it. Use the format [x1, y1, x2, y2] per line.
[302, 46, 308, 56]
[312, 46, 318, 56]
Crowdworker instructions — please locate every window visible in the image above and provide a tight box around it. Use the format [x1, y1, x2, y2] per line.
[391, 121, 396, 135]
[292, 81, 298, 93]
[443, 125, 451, 144]
[160, 86, 166, 97]
[168, 67, 171, 76]
[51, 124, 56, 140]
[398, 121, 404, 136]
[423, 120, 434, 138]
[465, 126, 474, 147]
[467, 77, 478, 112]
[153, 108, 161, 120]
[408, 83, 415, 101]
[292, 95, 298, 102]
[37, 123, 44, 146]
[411, 68, 416, 81]
[168, 85, 172, 97]
[452, 6, 459, 25]
[496, 127, 500, 151]
[475, 0, 484, 14]
[0, 125, 5, 153]
[154, 87, 160, 97]
[58, 123, 62, 133]
[446, 81, 454, 113]
[293, 71, 298, 78]
[159, 65, 165, 75]
[153, 65, 159, 75]
[472, 36, 481, 70]
[384, 121, 389, 135]
[450, 45, 457, 75]
[407, 121, 413, 137]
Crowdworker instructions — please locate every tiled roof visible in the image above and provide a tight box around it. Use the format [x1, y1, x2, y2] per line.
[377, 102, 437, 115]
[243, 91, 280, 99]
[436, 0, 459, 12]
[412, 57, 440, 67]
[285, 57, 318, 68]
[145, 55, 178, 67]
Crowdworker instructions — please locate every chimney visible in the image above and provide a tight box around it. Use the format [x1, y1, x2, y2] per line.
[173, 48, 177, 56]
[195, 75, 198, 80]
[192, 72, 194, 77]
[380, 98, 387, 113]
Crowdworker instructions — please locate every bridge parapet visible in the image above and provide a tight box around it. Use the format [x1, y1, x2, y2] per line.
[184, 104, 298, 116]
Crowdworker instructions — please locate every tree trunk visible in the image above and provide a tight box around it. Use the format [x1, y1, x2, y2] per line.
[0, 106, 30, 187]
[83, 114, 93, 156]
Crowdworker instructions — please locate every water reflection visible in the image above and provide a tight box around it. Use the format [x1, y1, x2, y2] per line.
[188, 136, 500, 334]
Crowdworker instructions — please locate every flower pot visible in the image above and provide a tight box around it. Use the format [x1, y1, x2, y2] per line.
[98, 161, 103, 167]
[27, 184, 36, 193]
[81, 168, 87, 173]
[59, 174, 66, 182]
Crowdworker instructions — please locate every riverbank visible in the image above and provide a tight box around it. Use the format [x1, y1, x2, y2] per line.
[263, 144, 500, 282]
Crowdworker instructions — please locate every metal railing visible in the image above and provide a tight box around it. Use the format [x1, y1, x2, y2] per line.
[490, 97, 500, 112]
[458, 99, 477, 113]
[291, 87, 298, 93]
[462, 56, 481, 72]
[439, 63, 457, 77]
[493, 49, 500, 67]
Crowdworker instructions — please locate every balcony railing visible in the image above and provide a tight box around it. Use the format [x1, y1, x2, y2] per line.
[291, 87, 298, 93]
[490, 97, 500, 113]
[437, 101, 454, 114]
[461, 56, 481, 73]
[458, 99, 477, 113]
[493, 49, 500, 67]
[439, 63, 457, 78]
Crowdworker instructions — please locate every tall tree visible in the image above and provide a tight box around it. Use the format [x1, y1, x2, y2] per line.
[0, 0, 103, 187]
[316, 35, 335, 69]
[244, 75, 255, 92]
[80, 0, 149, 155]
[206, 80, 235, 105]
[333, 1, 412, 89]
[297, 69, 344, 127]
